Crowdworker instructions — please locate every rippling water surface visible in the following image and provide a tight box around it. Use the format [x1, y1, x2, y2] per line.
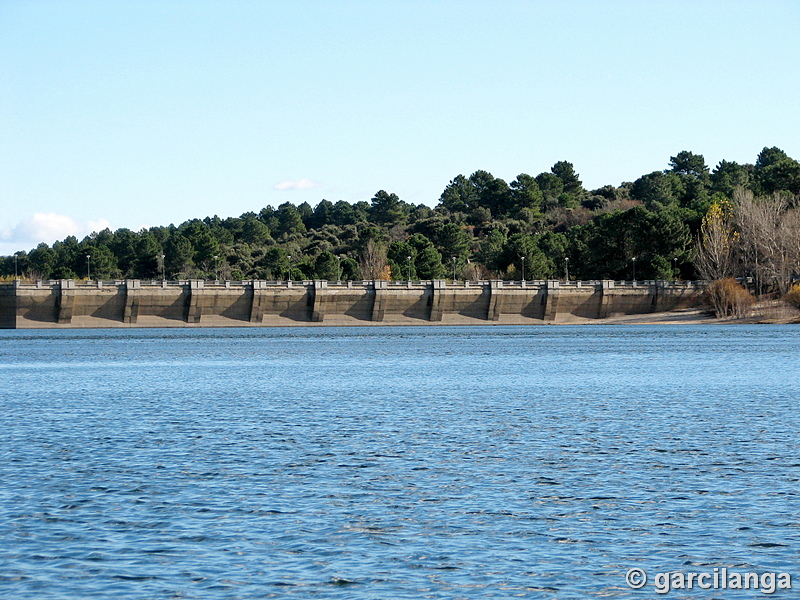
[1, 325, 799, 599]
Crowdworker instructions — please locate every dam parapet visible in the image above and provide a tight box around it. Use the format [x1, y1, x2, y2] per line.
[0, 278, 706, 329]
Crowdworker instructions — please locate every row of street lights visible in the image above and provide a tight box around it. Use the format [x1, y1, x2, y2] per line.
[511, 255, 679, 282]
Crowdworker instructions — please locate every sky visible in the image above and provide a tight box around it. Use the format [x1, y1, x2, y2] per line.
[2, 0, 799, 256]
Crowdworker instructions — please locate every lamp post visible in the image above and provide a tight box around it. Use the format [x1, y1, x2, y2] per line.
[213, 255, 219, 281]
[632, 256, 636, 282]
[14, 254, 18, 279]
[160, 254, 166, 281]
[673, 257, 678, 281]
[86, 254, 91, 281]
[565, 257, 569, 281]
[452, 256, 457, 281]
[407, 255, 412, 282]
[521, 256, 525, 282]
[287, 255, 292, 282]
[336, 255, 342, 282]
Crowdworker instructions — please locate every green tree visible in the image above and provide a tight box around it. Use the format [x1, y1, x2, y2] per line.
[183, 223, 219, 271]
[477, 227, 507, 274]
[258, 246, 291, 280]
[439, 174, 478, 213]
[258, 205, 279, 232]
[297, 201, 314, 228]
[241, 216, 272, 245]
[369, 190, 408, 226]
[313, 251, 340, 280]
[164, 234, 194, 277]
[311, 200, 335, 229]
[203, 215, 234, 246]
[631, 171, 682, 210]
[550, 160, 584, 201]
[535, 172, 564, 210]
[352, 201, 371, 222]
[711, 160, 754, 197]
[84, 245, 118, 280]
[339, 256, 359, 280]
[501, 233, 549, 279]
[275, 203, 307, 237]
[108, 228, 139, 276]
[674, 175, 711, 222]
[538, 231, 569, 275]
[53, 236, 80, 278]
[669, 150, 710, 180]
[134, 233, 162, 278]
[754, 146, 800, 195]
[387, 240, 417, 280]
[27, 243, 56, 279]
[415, 245, 444, 279]
[435, 222, 472, 260]
[469, 170, 513, 216]
[510, 173, 544, 214]
[330, 200, 357, 226]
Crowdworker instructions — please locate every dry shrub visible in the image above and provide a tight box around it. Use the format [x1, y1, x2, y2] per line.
[378, 264, 392, 281]
[785, 283, 800, 309]
[703, 278, 755, 319]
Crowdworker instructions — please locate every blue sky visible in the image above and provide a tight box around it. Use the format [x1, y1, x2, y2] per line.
[2, 0, 799, 255]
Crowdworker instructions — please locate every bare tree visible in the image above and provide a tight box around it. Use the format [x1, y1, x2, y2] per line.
[358, 239, 388, 280]
[777, 207, 800, 291]
[695, 187, 800, 295]
[734, 188, 799, 294]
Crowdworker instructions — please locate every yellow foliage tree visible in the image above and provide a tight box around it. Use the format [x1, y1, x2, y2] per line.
[695, 200, 737, 280]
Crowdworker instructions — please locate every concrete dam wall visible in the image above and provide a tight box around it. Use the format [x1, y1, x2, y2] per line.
[0, 279, 706, 329]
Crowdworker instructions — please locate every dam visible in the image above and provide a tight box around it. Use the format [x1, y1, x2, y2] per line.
[0, 279, 705, 329]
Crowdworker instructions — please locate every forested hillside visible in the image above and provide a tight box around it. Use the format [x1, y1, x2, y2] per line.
[3, 147, 799, 286]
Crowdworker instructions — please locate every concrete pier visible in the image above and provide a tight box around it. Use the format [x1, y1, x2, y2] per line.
[0, 279, 705, 329]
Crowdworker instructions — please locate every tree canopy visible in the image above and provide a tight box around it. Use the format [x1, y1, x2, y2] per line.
[3, 147, 798, 288]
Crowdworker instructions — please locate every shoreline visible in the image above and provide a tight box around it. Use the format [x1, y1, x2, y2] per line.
[593, 302, 800, 325]
[2, 309, 798, 329]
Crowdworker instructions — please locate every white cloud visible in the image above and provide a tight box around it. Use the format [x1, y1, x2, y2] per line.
[0, 213, 113, 251]
[272, 178, 322, 191]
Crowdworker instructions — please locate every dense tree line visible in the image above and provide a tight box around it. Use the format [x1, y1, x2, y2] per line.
[2, 147, 799, 287]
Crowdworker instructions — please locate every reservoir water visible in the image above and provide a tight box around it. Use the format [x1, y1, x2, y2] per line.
[1, 325, 799, 599]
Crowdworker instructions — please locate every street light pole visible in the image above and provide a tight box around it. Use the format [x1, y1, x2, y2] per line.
[287, 255, 292, 282]
[336, 255, 342, 282]
[673, 257, 678, 281]
[565, 257, 569, 281]
[632, 256, 636, 282]
[407, 255, 412, 282]
[160, 254, 166, 281]
[86, 254, 91, 281]
[14, 254, 18, 279]
[452, 256, 456, 281]
[521, 256, 525, 282]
